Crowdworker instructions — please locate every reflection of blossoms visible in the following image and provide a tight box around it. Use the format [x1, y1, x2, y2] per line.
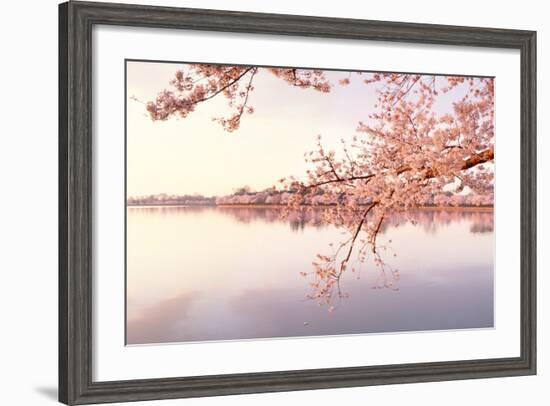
[145, 66, 494, 311]
[129, 205, 493, 308]
[128, 206, 493, 232]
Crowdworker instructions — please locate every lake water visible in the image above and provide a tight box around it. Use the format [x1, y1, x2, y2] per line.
[126, 206, 494, 345]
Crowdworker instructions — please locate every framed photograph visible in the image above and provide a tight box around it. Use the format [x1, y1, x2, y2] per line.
[59, 1, 536, 404]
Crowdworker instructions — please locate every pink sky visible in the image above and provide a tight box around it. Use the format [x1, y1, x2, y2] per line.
[126, 61, 473, 197]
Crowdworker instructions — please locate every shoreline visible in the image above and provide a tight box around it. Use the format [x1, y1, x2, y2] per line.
[127, 204, 494, 212]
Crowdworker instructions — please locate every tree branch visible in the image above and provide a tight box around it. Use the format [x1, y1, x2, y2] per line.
[340, 202, 378, 273]
[195, 67, 255, 105]
[233, 69, 258, 122]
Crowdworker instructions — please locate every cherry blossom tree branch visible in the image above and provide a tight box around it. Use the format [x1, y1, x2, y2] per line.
[145, 65, 331, 131]
[340, 202, 377, 273]
[143, 66, 495, 310]
[194, 67, 255, 104]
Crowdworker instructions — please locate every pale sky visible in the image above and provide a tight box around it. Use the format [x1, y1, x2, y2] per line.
[126, 61, 472, 197]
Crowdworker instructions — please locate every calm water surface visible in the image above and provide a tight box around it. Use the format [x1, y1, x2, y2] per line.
[126, 206, 494, 345]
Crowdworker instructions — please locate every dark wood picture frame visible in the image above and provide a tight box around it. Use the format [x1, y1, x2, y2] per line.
[59, 1, 537, 404]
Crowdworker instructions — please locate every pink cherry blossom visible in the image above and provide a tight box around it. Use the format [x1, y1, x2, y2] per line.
[144, 66, 494, 310]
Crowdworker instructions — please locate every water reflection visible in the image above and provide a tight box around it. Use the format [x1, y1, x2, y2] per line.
[127, 206, 494, 345]
[130, 205, 493, 233]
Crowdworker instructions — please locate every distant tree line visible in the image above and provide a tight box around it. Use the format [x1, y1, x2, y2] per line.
[127, 187, 493, 208]
[215, 187, 493, 207]
[127, 193, 215, 206]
